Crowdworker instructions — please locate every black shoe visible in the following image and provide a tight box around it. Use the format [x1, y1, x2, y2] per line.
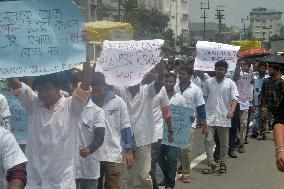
[238, 145, 245, 153]
[244, 137, 249, 144]
[158, 179, 165, 186]
[228, 151, 238, 158]
[251, 132, 259, 138]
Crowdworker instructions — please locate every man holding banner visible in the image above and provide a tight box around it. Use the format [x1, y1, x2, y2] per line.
[1, 0, 93, 188]
[116, 59, 165, 189]
[159, 72, 187, 189]
[7, 39, 92, 189]
[174, 65, 207, 183]
[96, 38, 165, 189]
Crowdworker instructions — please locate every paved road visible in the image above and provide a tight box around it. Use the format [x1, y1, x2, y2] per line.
[155, 129, 283, 189]
[172, 132, 284, 189]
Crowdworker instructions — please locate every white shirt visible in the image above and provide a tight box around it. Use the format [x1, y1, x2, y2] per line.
[169, 92, 187, 107]
[204, 77, 239, 127]
[17, 83, 88, 189]
[0, 94, 11, 119]
[76, 100, 105, 180]
[0, 94, 11, 130]
[175, 82, 205, 128]
[191, 73, 210, 94]
[115, 82, 157, 147]
[0, 127, 27, 188]
[98, 95, 132, 163]
[152, 87, 170, 142]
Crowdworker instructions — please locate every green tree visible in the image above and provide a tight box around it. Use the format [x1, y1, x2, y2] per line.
[161, 28, 175, 54]
[122, 0, 170, 40]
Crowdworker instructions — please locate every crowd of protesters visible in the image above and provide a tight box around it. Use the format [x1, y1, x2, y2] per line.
[0, 42, 284, 189]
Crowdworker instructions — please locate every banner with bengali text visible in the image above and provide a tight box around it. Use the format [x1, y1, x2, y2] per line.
[194, 41, 240, 71]
[96, 39, 164, 86]
[162, 105, 193, 149]
[0, 0, 85, 78]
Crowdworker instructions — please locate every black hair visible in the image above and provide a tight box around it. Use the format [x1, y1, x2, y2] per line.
[165, 72, 177, 81]
[32, 73, 62, 90]
[175, 59, 184, 65]
[269, 63, 282, 71]
[91, 72, 106, 86]
[215, 60, 228, 70]
[179, 65, 194, 76]
[258, 62, 267, 68]
[238, 57, 246, 62]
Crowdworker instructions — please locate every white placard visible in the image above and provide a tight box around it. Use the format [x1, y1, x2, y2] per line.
[96, 39, 164, 86]
[236, 73, 254, 102]
[194, 41, 240, 71]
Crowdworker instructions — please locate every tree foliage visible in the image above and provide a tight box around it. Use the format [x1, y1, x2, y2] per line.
[122, 0, 174, 53]
[122, 0, 170, 40]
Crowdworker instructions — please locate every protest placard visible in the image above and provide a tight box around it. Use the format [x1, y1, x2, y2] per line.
[96, 39, 164, 86]
[162, 105, 193, 149]
[1, 92, 28, 144]
[236, 73, 254, 102]
[194, 41, 240, 71]
[0, 0, 85, 78]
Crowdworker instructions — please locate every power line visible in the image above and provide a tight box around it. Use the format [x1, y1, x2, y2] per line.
[200, 1, 210, 40]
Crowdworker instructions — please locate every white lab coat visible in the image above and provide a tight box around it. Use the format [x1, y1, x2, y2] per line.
[115, 83, 157, 147]
[0, 94, 11, 130]
[98, 95, 131, 163]
[175, 82, 205, 128]
[169, 93, 187, 107]
[76, 100, 106, 179]
[152, 87, 170, 142]
[16, 83, 88, 189]
[203, 77, 239, 127]
[0, 127, 27, 188]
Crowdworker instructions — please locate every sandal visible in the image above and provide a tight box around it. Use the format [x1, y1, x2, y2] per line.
[219, 163, 227, 173]
[179, 175, 191, 183]
[202, 164, 216, 174]
[256, 134, 266, 141]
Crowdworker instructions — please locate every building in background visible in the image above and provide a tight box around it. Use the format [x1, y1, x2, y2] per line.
[250, 7, 283, 42]
[75, 0, 189, 37]
[138, 0, 190, 36]
[189, 22, 218, 42]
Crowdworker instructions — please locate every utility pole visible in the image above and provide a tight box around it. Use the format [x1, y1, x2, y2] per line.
[215, 6, 225, 42]
[118, 0, 121, 22]
[241, 16, 249, 40]
[200, 1, 210, 40]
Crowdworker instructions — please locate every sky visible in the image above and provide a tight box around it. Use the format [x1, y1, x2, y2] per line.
[189, 0, 284, 28]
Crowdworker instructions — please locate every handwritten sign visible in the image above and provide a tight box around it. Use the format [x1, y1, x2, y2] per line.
[1, 92, 28, 144]
[162, 105, 193, 149]
[0, 0, 85, 78]
[236, 73, 254, 102]
[96, 39, 164, 86]
[194, 41, 240, 71]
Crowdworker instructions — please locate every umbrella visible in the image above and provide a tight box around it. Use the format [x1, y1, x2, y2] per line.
[239, 49, 272, 58]
[258, 54, 284, 65]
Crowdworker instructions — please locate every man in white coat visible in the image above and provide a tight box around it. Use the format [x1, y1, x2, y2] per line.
[91, 72, 133, 189]
[75, 99, 106, 189]
[0, 94, 11, 130]
[0, 127, 28, 189]
[116, 59, 165, 189]
[7, 42, 92, 189]
[202, 60, 239, 174]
